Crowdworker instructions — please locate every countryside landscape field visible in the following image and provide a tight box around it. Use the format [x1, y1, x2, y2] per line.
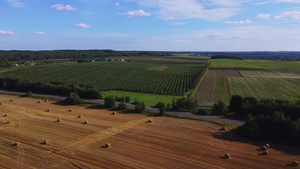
[1, 94, 300, 169]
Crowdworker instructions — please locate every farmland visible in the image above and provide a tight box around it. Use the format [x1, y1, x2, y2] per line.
[1, 94, 300, 169]
[0, 59, 208, 96]
[193, 70, 241, 106]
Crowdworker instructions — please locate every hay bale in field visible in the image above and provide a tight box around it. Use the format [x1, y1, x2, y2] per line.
[261, 145, 268, 150]
[57, 118, 61, 122]
[37, 101, 41, 103]
[83, 120, 88, 124]
[44, 99, 48, 102]
[3, 114, 7, 117]
[262, 150, 269, 155]
[0, 102, 2, 105]
[264, 143, 270, 149]
[104, 143, 110, 148]
[78, 115, 82, 118]
[14, 142, 19, 146]
[224, 153, 231, 159]
[146, 119, 152, 123]
[112, 112, 116, 115]
[43, 140, 47, 145]
[6, 121, 10, 124]
[292, 160, 299, 167]
[10, 99, 13, 102]
[68, 109, 72, 112]
[220, 126, 228, 131]
[46, 109, 50, 112]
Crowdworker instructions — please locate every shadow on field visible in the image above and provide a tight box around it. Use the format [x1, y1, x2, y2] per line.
[211, 130, 300, 155]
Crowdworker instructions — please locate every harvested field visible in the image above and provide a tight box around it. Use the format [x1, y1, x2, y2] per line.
[270, 69, 300, 75]
[240, 71, 300, 79]
[0, 94, 299, 169]
[194, 70, 241, 106]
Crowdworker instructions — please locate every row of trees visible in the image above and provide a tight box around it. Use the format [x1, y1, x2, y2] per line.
[211, 55, 244, 60]
[0, 77, 101, 99]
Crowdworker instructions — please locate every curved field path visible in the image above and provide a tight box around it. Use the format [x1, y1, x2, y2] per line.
[0, 94, 299, 168]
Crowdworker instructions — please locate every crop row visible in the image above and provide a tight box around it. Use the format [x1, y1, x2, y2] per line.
[1, 61, 207, 96]
[228, 77, 300, 101]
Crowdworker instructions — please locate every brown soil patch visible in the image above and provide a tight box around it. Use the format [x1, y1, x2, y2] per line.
[148, 66, 169, 71]
[270, 69, 300, 75]
[0, 94, 299, 168]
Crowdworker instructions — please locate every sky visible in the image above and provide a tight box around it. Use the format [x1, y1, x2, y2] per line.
[1, 0, 300, 51]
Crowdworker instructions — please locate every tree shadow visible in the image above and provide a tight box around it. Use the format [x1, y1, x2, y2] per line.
[211, 130, 300, 155]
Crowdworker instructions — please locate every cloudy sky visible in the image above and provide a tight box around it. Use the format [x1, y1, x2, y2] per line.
[1, 0, 300, 51]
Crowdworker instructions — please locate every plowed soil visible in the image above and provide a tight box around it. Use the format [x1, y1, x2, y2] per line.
[0, 95, 299, 169]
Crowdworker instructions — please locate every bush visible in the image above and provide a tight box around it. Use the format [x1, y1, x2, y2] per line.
[159, 107, 165, 116]
[24, 91, 32, 97]
[211, 100, 228, 115]
[125, 96, 131, 103]
[155, 102, 165, 108]
[117, 102, 127, 110]
[104, 96, 116, 108]
[175, 97, 198, 112]
[194, 108, 208, 115]
[135, 101, 145, 113]
[63, 92, 83, 105]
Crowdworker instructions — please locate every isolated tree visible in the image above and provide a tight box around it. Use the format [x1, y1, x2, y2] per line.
[64, 92, 83, 105]
[104, 96, 116, 108]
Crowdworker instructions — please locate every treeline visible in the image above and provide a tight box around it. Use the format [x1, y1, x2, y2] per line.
[228, 95, 300, 146]
[211, 55, 244, 60]
[0, 50, 165, 61]
[0, 77, 101, 99]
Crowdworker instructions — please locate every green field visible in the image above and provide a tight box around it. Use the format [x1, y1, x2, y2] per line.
[210, 59, 300, 71]
[101, 91, 179, 106]
[228, 77, 300, 101]
[0, 60, 207, 96]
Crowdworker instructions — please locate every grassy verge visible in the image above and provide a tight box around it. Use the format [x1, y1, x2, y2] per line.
[164, 113, 240, 128]
[101, 91, 179, 106]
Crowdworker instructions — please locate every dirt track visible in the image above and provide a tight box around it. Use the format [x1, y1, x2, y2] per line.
[0, 94, 299, 168]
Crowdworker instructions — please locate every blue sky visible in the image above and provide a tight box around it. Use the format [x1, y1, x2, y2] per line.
[1, 0, 300, 51]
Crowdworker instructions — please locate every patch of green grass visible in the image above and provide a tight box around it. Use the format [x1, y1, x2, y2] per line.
[101, 91, 180, 106]
[210, 59, 300, 71]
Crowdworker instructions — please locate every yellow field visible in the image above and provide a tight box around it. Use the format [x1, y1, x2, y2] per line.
[0, 95, 299, 168]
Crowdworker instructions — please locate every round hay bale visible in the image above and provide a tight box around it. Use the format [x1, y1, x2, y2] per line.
[112, 112, 116, 115]
[264, 143, 270, 149]
[14, 142, 19, 146]
[78, 115, 82, 118]
[37, 101, 41, 103]
[46, 109, 50, 112]
[105, 143, 110, 148]
[7, 121, 10, 124]
[10, 99, 13, 102]
[261, 145, 268, 150]
[44, 99, 48, 102]
[224, 153, 231, 159]
[262, 150, 269, 155]
[3, 114, 7, 117]
[57, 118, 61, 122]
[292, 161, 299, 167]
[0, 102, 2, 105]
[83, 121, 88, 124]
[43, 140, 47, 145]
[147, 119, 152, 123]
[69, 109, 72, 112]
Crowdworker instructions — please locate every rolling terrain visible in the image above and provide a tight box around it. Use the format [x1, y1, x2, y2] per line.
[0, 94, 299, 168]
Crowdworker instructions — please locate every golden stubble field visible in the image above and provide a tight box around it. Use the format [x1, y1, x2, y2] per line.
[0, 94, 299, 169]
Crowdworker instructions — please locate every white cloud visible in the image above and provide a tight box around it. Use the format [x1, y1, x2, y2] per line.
[0, 30, 16, 35]
[274, 11, 300, 22]
[6, 0, 23, 8]
[257, 13, 271, 19]
[115, 2, 120, 6]
[174, 39, 192, 43]
[51, 4, 76, 11]
[74, 23, 91, 28]
[119, 10, 151, 17]
[223, 20, 252, 25]
[34, 32, 45, 35]
[129, 0, 240, 21]
[173, 22, 189, 26]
